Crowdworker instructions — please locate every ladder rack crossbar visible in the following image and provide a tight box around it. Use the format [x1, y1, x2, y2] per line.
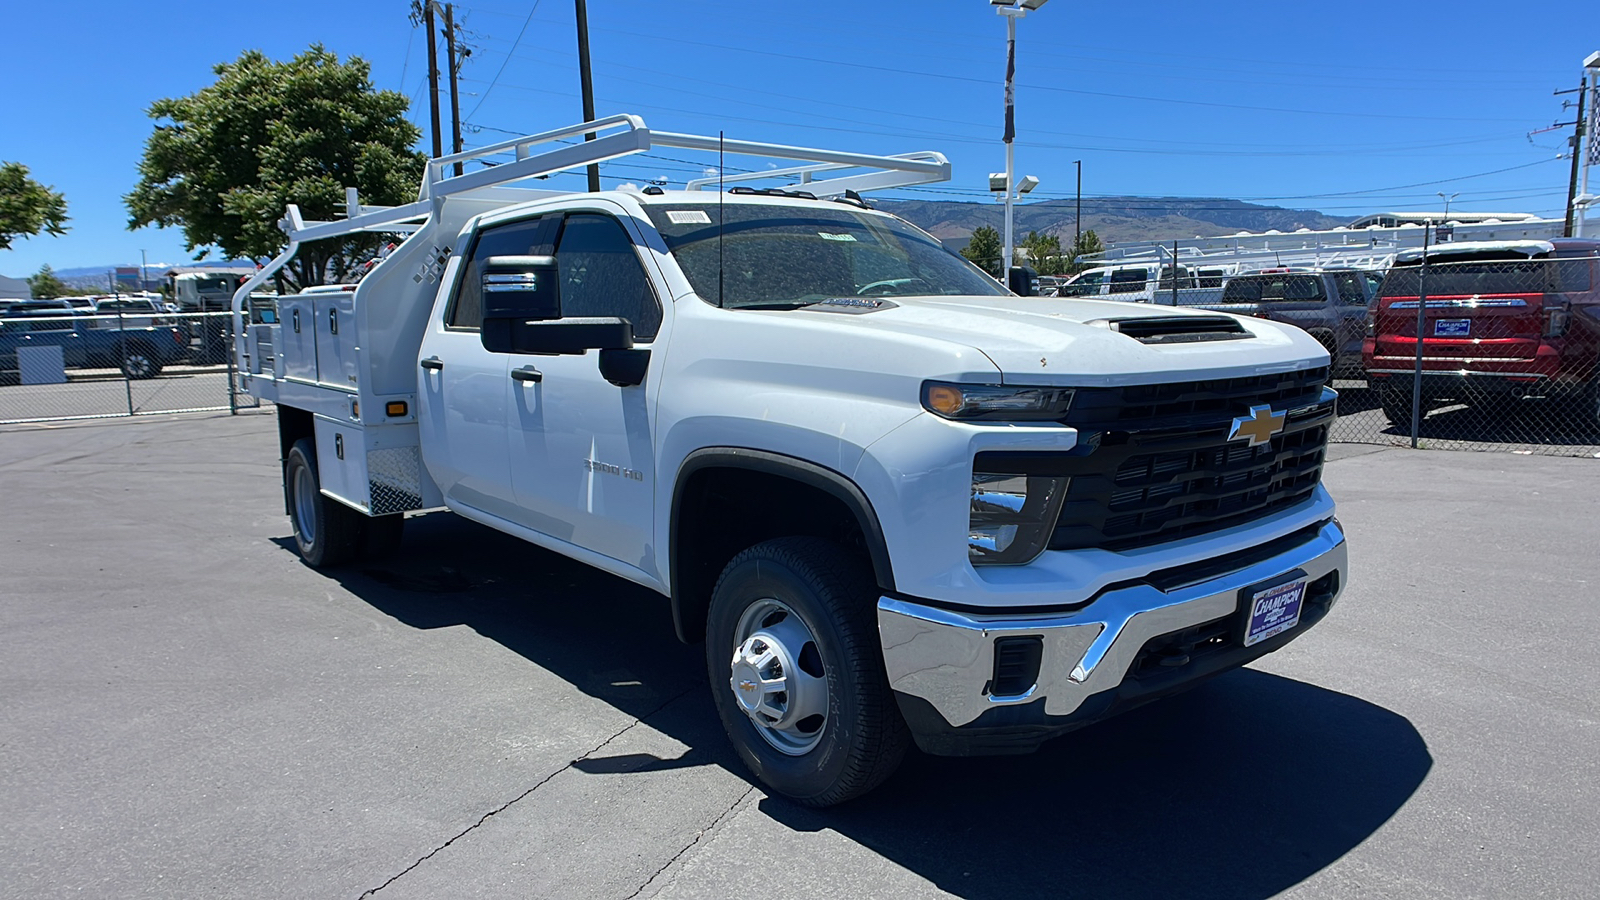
[683, 151, 948, 195]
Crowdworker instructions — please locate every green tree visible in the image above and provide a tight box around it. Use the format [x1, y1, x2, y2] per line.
[962, 225, 1003, 278]
[26, 264, 67, 299]
[125, 45, 425, 289]
[1068, 229, 1104, 274]
[1017, 230, 1068, 276]
[0, 162, 69, 251]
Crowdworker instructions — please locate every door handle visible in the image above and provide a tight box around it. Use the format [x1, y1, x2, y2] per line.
[420, 356, 444, 371]
[510, 365, 542, 383]
[328, 308, 338, 335]
[292, 308, 301, 333]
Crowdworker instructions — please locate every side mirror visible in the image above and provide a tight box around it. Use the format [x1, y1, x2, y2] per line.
[481, 255, 562, 353]
[1008, 265, 1038, 297]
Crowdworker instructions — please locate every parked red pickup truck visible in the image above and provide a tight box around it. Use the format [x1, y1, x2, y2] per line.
[1363, 238, 1600, 428]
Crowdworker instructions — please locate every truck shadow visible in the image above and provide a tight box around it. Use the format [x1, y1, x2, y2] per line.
[291, 511, 1431, 900]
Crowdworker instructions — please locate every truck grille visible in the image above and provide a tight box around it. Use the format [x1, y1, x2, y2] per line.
[1047, 367, 1333, 552]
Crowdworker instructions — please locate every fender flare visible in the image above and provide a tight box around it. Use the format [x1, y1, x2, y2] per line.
[668, 447, 896, 643]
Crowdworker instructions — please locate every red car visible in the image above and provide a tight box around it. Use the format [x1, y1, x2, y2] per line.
[1364, 238, 1600, 428]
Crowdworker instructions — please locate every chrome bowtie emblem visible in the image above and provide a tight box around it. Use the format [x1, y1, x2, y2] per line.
[1228, 404, 1286, 447]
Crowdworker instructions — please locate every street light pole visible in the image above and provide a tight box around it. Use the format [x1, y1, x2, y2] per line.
[992, 0, 1046, 276]
[1437, 191, 1458, 222]
[1000, 8, 1017, 275]
[1577, 51, 1600, 238]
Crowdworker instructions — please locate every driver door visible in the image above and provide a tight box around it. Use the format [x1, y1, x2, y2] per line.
[506, 208, 664, 576]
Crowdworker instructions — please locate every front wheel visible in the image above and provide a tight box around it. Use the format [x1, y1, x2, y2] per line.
[706, 537, 909, 807]
[285, 438, 368, 567]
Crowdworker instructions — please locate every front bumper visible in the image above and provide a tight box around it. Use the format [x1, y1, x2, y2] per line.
[877, 518, 1347, 755]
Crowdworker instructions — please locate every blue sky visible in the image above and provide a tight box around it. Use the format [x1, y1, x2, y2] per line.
[2, 0, 1596, 277]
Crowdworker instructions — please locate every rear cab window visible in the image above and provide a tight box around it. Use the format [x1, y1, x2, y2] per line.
[1107, 268, 1149, 294]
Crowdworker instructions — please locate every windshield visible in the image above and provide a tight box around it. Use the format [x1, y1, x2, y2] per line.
[644, 202, 1006, 308]
[1058, 270, 1107, 297]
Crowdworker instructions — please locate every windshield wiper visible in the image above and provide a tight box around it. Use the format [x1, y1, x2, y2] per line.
[732, 301, 814, 311]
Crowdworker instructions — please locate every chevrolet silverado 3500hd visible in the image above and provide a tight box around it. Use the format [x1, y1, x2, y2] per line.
[234, 116, 1347, 806]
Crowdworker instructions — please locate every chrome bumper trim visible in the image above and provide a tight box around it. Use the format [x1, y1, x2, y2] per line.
[876, 520, 1347, 728]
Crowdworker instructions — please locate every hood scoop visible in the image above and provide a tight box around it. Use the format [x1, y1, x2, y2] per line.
[1090, 315, 1249, 344]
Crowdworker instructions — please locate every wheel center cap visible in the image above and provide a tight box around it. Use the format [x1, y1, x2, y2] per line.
[730, 660, 766, 713]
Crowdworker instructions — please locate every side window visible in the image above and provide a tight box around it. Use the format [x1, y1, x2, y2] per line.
[1334, 273, 1368, 305]
[555, 213, 661, 341]
[447, 216, 550, 330]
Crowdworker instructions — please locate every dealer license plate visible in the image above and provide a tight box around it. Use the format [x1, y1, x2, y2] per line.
[1434, 318, 1471, 337]
[1243, 577, 1307, 647]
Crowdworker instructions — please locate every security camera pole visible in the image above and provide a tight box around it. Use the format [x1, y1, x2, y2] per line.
[991, 0, 1047, 276]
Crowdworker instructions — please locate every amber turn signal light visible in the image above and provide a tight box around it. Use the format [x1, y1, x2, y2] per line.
[386, 401, 408, 417]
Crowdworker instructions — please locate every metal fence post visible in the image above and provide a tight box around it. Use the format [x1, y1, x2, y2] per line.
[1409, 223, 1431, 448]
[227, 312, 238, 415]
[118, 306, 134, 416]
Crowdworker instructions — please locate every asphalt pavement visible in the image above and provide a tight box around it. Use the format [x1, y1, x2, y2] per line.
[1, 412, 1596, 899]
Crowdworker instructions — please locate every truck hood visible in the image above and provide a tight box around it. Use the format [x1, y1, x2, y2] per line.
[795, 295, 1325, 386]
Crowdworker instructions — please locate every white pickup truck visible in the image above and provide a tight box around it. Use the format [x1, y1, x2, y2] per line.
[234, 116, 1347, 806]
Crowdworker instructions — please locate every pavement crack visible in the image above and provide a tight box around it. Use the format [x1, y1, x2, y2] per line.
[357, 683, 701, 899]
[625, 785, 758, 899]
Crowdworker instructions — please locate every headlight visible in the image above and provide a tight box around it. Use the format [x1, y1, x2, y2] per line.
[922, 381, 1074, 421]
[969, 471, 1069, 565]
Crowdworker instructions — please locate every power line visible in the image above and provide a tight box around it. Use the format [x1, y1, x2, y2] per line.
[573, 24, 1533, 125]
[462, 42, 1532, 158]
[463, 0, 541, 122]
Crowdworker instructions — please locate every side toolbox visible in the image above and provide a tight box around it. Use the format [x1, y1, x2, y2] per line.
[311, 416, 435, 516]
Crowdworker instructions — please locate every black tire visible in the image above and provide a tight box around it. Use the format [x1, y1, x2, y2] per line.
[364, 514, 406, 560]
[120, 344, 163, 380]
[1308, 331, 1339, 384]
[1558, 375, 1600, 434]
[1380, 387, 1420, 431]
[285, 438, 367, 567]
[706, 536, 909, 807]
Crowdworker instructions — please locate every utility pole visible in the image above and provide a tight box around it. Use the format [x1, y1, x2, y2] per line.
[575, 0, 600, 192]
[1073, 159, 1081, 262]
[444, 3, 463, 177]
[1563, 76, 1587, 237]
[424, 1, 443, 160]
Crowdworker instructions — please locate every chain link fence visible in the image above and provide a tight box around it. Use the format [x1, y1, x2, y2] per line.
[0, 309, 263, 425]
[1330, 253, 1600, 458]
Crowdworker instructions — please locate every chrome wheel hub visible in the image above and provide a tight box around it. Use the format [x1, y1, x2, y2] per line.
[729, 599, 829, 756]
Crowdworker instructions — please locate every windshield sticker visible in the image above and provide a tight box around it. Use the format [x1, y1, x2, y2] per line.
[817, 232, 858, 242]
[666, 210, 712, 225]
